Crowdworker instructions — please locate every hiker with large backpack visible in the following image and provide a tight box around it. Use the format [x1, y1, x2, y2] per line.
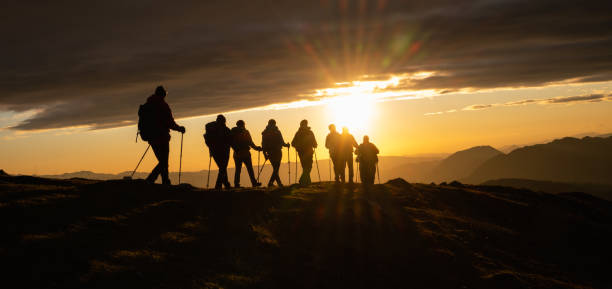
[138, 86, 185, 185]
[261, 119, 290, 187]
[325, 124, 341, 182]
[355, 135, 379, 186]
[204, 114, 232, 190]
[291, 119, 317, 185]
[230, 120, 262, 188]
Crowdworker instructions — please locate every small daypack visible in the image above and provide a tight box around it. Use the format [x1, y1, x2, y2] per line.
[138, 102, 156, 142]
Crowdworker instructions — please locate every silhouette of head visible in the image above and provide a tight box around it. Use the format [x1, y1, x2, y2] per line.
[216, 114, 226, 124]
[155, 86, 167, 98]
[268, 119, 276, 126]
[328, 124, 336, 132]
[300, 119, 308, 127]
[236, 120, 245, 128]
[363, 135, 369, 143]
[342, 126, 349, 134]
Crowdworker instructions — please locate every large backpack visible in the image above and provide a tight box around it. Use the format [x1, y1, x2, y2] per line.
[203, 121, 217, 147]
[138, 102, 156, 142]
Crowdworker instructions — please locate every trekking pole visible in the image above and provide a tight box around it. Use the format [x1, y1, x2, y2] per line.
[295, 149, 298, 184]
[257, 158, 268, 181]
[287, 146, 290, 185]
[178, 132, 184, 184]
[356, 161, 360, 183]
[328, 158, 331, 181]
[206, 152, 211, 189]
[376, 162, 381, 184]
[314, 150, 321, 183]
[130, 144, 151, 179]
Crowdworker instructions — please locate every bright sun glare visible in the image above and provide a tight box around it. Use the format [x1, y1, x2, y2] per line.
[321, 76, 403, 134]
[326, 94, 375, 134]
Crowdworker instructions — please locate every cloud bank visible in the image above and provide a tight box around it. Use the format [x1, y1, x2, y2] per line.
[426, 94, 612, 115]
[1, 0, 611, 130]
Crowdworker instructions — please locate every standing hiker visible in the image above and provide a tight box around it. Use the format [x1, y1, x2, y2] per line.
[338, 126, 358, 183]
[355, 135, 379, 185]
[230, 120, 262, 188]
[204, 114, 232, 190]
[138, 86, 185, 185]
[291, 119, 317, 185]
[325, 124, 341, 182]
[262, 119, 290, 187]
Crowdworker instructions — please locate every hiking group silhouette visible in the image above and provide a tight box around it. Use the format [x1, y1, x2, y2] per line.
[137, 86, 379, 188]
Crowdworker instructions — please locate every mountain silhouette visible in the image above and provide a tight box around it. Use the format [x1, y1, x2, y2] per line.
[465, 136, 612, 185]
[429, 146, 503, 182]
[1, 173, 610, 288]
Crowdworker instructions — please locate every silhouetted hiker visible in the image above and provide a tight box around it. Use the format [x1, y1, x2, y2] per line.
[325, 124, 341, 182]
[291, 119, 317, 185]
[262, 119, 290, 187]
[356, 135, 379, 185]
[138, 86, 185, 185]
[338, 127, 358, 183]
[204, 114, 232, 190]
[231, 120, 262, 188]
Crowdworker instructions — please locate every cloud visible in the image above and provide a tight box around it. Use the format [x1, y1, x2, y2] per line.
[425, 94, 611, 115]
[463, 104, 494, 111]
[545, 94, 607, 103]
[2, 0, 612, 130]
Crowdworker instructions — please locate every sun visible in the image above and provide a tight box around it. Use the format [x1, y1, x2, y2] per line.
[326, 93, 375, 135]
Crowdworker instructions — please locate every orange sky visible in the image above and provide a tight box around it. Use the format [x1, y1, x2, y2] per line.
[1, 79, 611, 175]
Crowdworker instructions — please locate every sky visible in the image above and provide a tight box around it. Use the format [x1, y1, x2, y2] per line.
[1, 0, 612, 175]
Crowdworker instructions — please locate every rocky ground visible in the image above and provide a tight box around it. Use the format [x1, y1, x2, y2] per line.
[1, 173, 611, 288]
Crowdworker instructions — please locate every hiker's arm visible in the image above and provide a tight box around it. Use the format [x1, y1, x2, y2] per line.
[248, 132, 261, 150]
[166, 104, 184, 132]
[312, 132, 317, 148]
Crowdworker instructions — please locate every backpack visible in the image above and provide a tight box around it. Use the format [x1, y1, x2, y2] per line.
[138, 102, 156, 142]
[262, 128, 281, 151]
[204, 121, 217, 147]
[231, 128, 251, 150]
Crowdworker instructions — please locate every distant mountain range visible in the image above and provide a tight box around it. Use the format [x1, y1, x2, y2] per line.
[465, 136, 612, 185]
[11, 133, 611, 199]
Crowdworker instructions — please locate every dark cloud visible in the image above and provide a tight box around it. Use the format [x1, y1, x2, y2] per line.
[1, 0, 612, 130]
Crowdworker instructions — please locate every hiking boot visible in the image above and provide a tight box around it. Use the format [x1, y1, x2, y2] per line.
[253, 182, 262, 187]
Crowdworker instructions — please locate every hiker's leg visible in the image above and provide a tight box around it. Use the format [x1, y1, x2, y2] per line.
[147, 141, 164, 183]
[159, 141, 170, 184]
[332, 155, 340, 181]
[347, 154, 354, 183]
[221, 150, 231, 188]
[244, 154, 258, 186]
[338, 156, 346, 182]
[299, 151, 313, 184]
[213, 153, 224, 189]
[234, 156, 242, 187]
